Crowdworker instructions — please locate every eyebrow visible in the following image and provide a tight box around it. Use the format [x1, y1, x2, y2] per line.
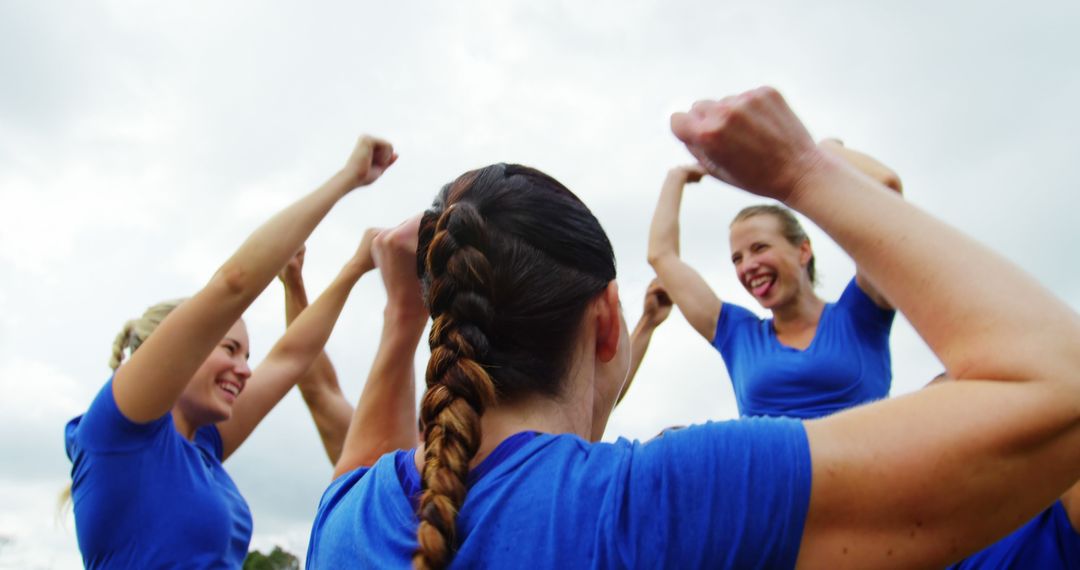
[224, 337, 251, 360]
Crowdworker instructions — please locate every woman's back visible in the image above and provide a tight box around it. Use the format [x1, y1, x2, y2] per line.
[308, 419, 810, 569]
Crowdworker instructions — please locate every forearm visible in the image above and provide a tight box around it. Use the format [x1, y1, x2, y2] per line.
[297, 353, 354, 465]
[788, 154, 1080, 381]
[335, 308, 426, 477]
[218, 260, 367, 458]
[617, 320, 657, 405]
[270, 260, 367, 366]
[112, 174, 355, 424]
[647, 173, 687, 266]
[282, 276, 309, 324]
[212, 173, 354, 315]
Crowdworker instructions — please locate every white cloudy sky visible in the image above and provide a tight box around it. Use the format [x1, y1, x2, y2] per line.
[2, 0, 1078, 567]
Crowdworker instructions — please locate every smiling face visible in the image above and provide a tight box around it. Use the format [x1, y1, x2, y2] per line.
[729, 214, 813, 310]
[175, 320, 252, 428]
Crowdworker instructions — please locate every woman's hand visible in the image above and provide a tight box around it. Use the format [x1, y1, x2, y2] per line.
[666, 164, 707, 185]
[278, 245, 306, 288]
[373, 215, 426, 317]
[670, 87, 824, 203]
[340, 135, 398, 190]
[640, 278, 673, 329]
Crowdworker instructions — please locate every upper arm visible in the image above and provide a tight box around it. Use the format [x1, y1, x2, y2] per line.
[625, 421, 811, 568]
[854, 272, 894, 311]
[113, 280, 248, 424]
[797, 381, 1080, 568]
[649, 256, 722, 341]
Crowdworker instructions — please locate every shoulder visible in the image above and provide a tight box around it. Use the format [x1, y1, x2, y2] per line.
[68, 378, 170, 455]
[835, 277, 895, 329]
[713, 301, 761, 347]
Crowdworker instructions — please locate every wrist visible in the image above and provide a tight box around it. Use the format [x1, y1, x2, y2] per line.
[384, 303, 428, 327]
[665, 170, 689, 184]
[328, 169, 362, 196]
[783, 148, 844, 211]
[633, 319, 658, 336]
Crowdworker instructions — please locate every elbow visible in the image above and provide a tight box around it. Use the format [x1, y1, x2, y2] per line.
[212, 261, 254, 299]
[881, 171, 903, 193]
[647, 249, 674, 270]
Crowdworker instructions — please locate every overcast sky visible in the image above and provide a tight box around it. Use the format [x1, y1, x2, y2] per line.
[2, 0, 1079, 567]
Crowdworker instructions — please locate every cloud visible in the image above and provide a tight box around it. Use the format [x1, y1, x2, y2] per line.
[3, 0, 1079, 566]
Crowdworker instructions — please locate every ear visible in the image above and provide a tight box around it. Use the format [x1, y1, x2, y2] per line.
[799, 239, 813, 266]
[594, 281, 622, 363]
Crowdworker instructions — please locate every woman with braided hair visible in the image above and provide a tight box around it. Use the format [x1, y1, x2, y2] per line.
[64, 136, 396, 568]
[307, 88, 1080, 569]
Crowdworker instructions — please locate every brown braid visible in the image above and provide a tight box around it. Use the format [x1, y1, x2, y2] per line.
[414, 202, 498, 570]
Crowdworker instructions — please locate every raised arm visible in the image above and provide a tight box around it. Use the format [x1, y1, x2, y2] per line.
[672, 88, 1080, 568]
[217, 235, 377, 459]
[334, 217, 428, 479]
[616, 278, 673, 406]
[258, 246, 352, 464]
[646, 165, 723, 341]
[112, 136, 397, 424]
[820, 139, 903, 310]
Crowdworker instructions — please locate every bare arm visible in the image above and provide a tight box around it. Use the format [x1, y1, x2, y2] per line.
[217, 237, 377, 459]
[821, 139, 903, 310]
[277, 246, 355, 465]
[672, 87, 1080, 568]
[646, 165, 723, 341]
[112, 136, 397, 424]
[334, 218, 428, 479]
[616, 278, 673, 405]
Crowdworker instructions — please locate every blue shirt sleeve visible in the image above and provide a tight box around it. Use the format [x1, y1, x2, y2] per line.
[837, 277, 895, 330]
[713, 302, 760, 351]
[948, 500, 1080, 569]
[67, 378, 169, 456]
[620, 417, 812, 569]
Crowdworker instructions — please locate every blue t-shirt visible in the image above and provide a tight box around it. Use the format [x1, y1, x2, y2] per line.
[948, 501, 1080, 569]
[307, 418, 812, 569]
[64, 380, 253, 569]
[713, 278, 894, 418]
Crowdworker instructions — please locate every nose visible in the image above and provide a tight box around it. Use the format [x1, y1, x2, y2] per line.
[737, 256, 759, 278]
[234, 359, 252, 382]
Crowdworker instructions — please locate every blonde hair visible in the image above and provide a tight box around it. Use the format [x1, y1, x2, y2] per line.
[108, 298, 186, 370]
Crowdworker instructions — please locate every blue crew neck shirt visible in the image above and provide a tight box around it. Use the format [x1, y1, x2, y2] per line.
[307, 417, 812, 569]
[65, 379, 253, 569]
[713, 277, 894, 418]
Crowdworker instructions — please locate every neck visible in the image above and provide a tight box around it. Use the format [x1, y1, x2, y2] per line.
[770, 287, 825, 332]
[477, 395, 587, 461]
[170, 408, 199, 441]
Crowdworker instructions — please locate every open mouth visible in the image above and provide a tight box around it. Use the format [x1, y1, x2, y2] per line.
[216, 379, 243, 401]
[748, 274, 775, 298]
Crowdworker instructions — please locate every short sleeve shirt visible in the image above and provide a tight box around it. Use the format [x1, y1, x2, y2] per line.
[65, 379, 253, 569]
[713, 278, 895, 418]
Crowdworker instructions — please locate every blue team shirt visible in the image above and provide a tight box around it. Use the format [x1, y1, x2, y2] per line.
[948, 501, 1080, 569]
[65, 380, 253, 569]
[307, 418, 812, 569]
[713, 278, 894, 418]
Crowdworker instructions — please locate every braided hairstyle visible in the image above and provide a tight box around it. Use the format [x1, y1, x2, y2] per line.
[412, 164, 616, 569]
[108, 298, 186, 370]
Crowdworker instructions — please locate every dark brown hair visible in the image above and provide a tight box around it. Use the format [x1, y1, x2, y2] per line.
[412, 164, 616, 569]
